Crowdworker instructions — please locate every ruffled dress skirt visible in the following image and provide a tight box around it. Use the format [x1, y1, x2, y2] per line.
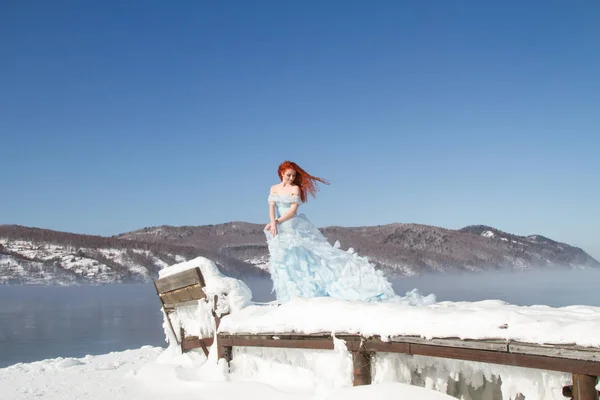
[265, 211, 395, 303]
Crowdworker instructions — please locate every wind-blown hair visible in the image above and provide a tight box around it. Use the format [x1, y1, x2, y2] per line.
[277, 161, 329, 203]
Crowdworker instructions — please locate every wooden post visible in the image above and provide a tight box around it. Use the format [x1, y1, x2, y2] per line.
[218, 342, 233, 368]
[154, 281, 179, 346]
[352, 350, 372, 386]
[180, 327, 186, 354]
[572, 374, 598, 400]
[198, 339, 210, 357]
[212, 295, 222, 330]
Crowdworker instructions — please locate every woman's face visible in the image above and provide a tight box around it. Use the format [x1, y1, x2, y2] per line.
[282, 168, 296, 185]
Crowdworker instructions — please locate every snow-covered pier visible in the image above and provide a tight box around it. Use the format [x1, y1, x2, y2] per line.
[216, 333, 600, 397]
[156, 258, 600, 400]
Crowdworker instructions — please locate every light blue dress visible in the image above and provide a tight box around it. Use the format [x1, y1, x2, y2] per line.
[265, 193, 395, 303]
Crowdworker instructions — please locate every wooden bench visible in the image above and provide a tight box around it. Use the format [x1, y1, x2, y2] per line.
[154, 267, 222, 356]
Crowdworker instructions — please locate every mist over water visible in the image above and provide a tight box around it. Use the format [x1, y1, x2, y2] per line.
[0, 284, 165, 368]
[246, 267, 600, 307]
[1, 268, 599, 368]
[390, 267, 600, 307]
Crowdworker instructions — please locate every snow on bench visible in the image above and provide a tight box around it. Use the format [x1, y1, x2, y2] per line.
[154, 257, 251, 355]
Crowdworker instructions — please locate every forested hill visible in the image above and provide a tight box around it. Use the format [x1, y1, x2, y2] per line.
[119, 222, 599, 275]
[1, 222, 598, 285]
[0, 225, 266, 285]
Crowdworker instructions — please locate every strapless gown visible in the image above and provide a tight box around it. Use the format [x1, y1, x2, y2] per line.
[265, 194, 395, 303]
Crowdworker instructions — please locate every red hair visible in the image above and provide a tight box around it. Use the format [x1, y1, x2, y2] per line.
[277, 161, 329, 203]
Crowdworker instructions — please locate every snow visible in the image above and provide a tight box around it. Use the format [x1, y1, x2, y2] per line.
[0, 255, 29, 280]
[0, 346, 456, 400]
[0, 238, 174, 284]
[0, 254, 74, 285]
[2, 256, 600, 399]
[151, 255, 170, 269]
[149, 258, 600, 399]
[97, 248, 148, 276]
[0, 240, 73, 260]
[158, 257, 252, 317]
[373, 352, 573, 400]
[327, 382, 457, 399]
[244, 256, 269, 270]
[220, 296, 600, 347]
[158, 257, 252, 342]
[481, 231, 495, 238]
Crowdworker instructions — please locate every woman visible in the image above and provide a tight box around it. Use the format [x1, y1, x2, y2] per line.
[265, 161, 395, 302]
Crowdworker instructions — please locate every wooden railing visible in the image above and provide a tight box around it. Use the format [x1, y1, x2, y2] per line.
[216, 333, 600, 400]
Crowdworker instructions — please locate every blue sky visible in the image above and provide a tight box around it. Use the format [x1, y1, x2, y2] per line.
[1, 1, 599, 260]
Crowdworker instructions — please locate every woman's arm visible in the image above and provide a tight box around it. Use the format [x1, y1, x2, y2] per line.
[265, 200, 278, 235]
[275, 203, 298, 224]
[266, 184, 279, 235]
[275, 187, 301, 224]
[269, 201, 277, 224]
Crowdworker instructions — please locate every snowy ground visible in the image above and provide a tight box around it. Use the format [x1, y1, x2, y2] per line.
[220, 296, 600, 347]
[0, 346, 455, 400]
[3, 257, 600, 400]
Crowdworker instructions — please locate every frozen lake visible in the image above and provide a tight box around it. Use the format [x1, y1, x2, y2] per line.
[1, 267, 599, 368]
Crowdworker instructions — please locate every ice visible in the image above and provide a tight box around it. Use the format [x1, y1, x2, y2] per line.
[2, 257, 599, 400]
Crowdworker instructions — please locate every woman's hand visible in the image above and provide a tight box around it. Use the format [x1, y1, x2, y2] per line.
[269, 220, 278, 236]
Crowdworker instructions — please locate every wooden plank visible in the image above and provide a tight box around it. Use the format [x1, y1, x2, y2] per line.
[180, 327, 186, 353]
[174, 288, 193, 303]
[352, 350, 372, 386]
[164, 292, 178, 306]
[153, 281, 179, 346]
[572, 374, 599, 400]
[187, 285, 206, 301]
[510, 343, 600, 362]
[198, 339, 210, 357]
[221, 333, 312, 337]
[384, 336, 600, 361]
[218, 332, 600, 361]
[409, 343, 600, 376]
[219, 331, 338, 337]
[563, 383, 600, 399]
[221, 335, 503, 353]
[162, 298, 204, 309]
[159, 284, 206, 307]
[181, 337, 214, 352]
[362, 339, 410, 354]
[155, 267, 206, 293]
[218, 344, 232, 365]
[389, 336, 509, 352]
[216, 334, 600, 375]
[219, 337, 335, 350]
[224, 334, 333, 341]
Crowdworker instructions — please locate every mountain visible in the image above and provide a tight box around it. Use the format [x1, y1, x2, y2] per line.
[117, 222, 599, 275]
[0, 225, 267, 285]
[1, 222, 598, 285]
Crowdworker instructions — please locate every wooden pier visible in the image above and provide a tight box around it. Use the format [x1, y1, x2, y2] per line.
[217, 333, 600, 399]
[154, 267, 600, 400]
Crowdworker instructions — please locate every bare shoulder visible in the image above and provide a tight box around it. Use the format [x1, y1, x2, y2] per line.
[270, 183, 282, 194]
[290, 185, 300, 195]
